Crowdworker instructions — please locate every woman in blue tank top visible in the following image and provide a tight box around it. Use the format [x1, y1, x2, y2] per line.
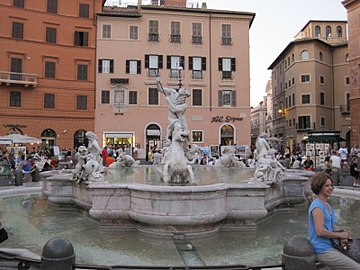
[309, 172, 360, 269]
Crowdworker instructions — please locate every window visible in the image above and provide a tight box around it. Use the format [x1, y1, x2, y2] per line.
[192, 22, 202, 44]
[77, 64, 88, 80]
[221, 24, 232, 45]
[288, 95, 292, 107]
[148, 88, 158, 105]
[345, 53, 349, 62]
[10, 57, 22, 80]
[192, 131, 203, 142]
[145, 55, 163, 77]
[321, 117, 325, 126]
[320, 92, 325, 105]
[126, 60, 141, 75]
[301, 74, 310, 83]
[101, 90, 110, 104]
[315, 25, 321, 37]
[44, 93, 55, 109]
[301, 94, 310, 104]
[292, 93, 295, 106]
[47, 0, 57, 13]
[326, 26, 332, 38]
[79, 3, 89, 18]
[12, 22, 23, 39]
[189, 57, 206, 79]
[320, 75, 325, 84]
[300, 50, 309, 60]
[46, 27, 57, 43]
[45, 61, 56, 78]
[129, 25, 138, 40]
[10, 91, 21, 107]
[298, 116, 310, 129]
[319, 52, 323, 62]
[129, 91, 137, 104]
[148, 20, 159, 42]
[218, 58, 235, 79]
[170, 21, 181, 43]
[98, 59, 114, 74]
[167, 55, 184, 78]
[77, 95, 87, 110]
[218, 90, 236, 107]
[74, 31, 88, 46]
[337, 26, 343, 37]
[345, 76, 350, 85]
[13, 0, 24, 7]
[102, 24, 111, 39]
[192, 89, 202, 106]
[346, 92, 350, 111]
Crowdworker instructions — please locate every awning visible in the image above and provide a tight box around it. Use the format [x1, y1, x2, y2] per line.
[105, 133, 133, 138]
[146, 130, 160, 136]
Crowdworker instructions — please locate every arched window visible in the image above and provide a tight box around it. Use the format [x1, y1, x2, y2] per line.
[315, 25, 321, 38]
[336, 26, 342, 37]
[301, 50, 309, 60]
[326, 26, 332, 38]
[319, 52, 323, 61]
[41, 129, 57, 149]
[74, 129, 87, 148]
[345, 53, 349, 62]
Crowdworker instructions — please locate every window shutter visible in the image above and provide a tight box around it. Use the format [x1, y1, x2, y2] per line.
[180, 56, 185, 69]
[98, 60, 103, 73]
[83, 32, 88, 46]
[167, 56, 171, 69]
[231, 91, 236, 107]
[125, 60, 129, 74]
[231, 58, 236, 71]
[74, 31, 80, 45]
[158, 55, 163, 69]
[218, 58, 222, 71]
[145, 55, 149, 68]
[137, 60, 141, 74]
[110, 60, 114, 73]
[218, 90, 223, 107]
[202, 57, 206, 71]
[189, 57, 193, 70]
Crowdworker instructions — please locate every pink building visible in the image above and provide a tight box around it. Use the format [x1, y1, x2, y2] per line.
[95, 0, 254, 158]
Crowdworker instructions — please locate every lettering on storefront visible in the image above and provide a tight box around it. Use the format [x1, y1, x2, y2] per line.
[211, 116, 243, 123]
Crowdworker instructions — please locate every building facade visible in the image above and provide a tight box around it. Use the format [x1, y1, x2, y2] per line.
[95, 1, 254, 157]
[268, 20, 349, 153]
[0, 0, 104, 150]
[250, 97, 267, 146]
[342, 0, 360, 148]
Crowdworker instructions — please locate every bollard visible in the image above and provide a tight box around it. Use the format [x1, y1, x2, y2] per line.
[31, 167, 40, 182]
[41, 237, 75, 270]
[14, 169, 23, 186]
[282, 235, 316, 270]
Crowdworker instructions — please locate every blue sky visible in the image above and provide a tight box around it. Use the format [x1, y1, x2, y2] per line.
[105, 0, 348, 106]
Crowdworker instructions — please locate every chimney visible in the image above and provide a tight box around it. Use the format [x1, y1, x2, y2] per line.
[160, 0, 187, 7]
[201, 2, 207, 9]
[138, 0, 142, 6]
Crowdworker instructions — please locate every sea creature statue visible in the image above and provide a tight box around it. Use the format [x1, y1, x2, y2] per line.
[253, 132, 285, 185]
[155, 76, 195, 185]
[217, 148, 245, 168]
[108, 153, 140, 168]
[72, 131, 104, 184]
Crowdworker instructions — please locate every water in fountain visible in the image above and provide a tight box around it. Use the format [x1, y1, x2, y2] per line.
[1, 193, 360, 266]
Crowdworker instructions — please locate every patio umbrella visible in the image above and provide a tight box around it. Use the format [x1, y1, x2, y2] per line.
[0, 134, 41, 144]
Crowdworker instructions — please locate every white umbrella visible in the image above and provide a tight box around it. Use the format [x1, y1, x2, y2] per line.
[0, 134, 41, 144]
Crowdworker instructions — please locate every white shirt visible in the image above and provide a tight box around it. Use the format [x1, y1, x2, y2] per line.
[330, 155, 341, 169]
[338, 147, 348, 160]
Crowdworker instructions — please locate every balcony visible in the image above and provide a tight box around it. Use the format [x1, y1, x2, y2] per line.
[339, 104, 350, 115]
[0, 71, 37, 87]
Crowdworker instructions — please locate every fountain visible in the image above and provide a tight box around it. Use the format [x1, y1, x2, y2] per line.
[40, 76, 313, 237]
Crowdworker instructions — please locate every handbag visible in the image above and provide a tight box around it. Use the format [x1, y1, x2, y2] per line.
[331, 236, 360, 263]
[0, 224, 8, 243]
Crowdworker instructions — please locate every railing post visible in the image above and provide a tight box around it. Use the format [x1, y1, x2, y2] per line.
[41, 237, 75, 270]
[282, 235, 316, 270]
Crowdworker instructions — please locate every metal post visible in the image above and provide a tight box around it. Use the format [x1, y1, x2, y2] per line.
[14, 169, 23, 186]
[41, 237, 75, 270]
[282, 235, 316, 270]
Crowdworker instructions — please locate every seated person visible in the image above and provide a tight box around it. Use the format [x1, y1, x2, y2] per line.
[303, 156, 314, 171]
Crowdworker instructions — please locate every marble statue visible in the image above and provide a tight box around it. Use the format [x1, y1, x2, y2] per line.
[156, 76, 195, 184]
[108, 153, 140, 168]
[254, 132, 285, 185]
[217, 148, 245, 168]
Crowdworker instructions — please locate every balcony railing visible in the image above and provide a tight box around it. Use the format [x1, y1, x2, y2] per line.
[0, 71, 37, 87]
[339, 104, 350, 114]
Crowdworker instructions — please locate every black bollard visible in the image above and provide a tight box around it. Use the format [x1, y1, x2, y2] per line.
[14, 169, 23, 186]
[31, 167, 40, 182]
[282, 235, 316, 270]
[41, 237, 75, 270]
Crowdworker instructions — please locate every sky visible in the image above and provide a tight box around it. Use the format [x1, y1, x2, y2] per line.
[105, 0, 348, 106]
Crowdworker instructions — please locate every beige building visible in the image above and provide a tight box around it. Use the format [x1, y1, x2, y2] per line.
[95, 1, 254, 157]
[268, 20, 349, 152]
[342, 0, 360, 147]
[250, 97, 267, 146]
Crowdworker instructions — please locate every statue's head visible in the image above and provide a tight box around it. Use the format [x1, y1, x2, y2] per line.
[85, 131, 98, 140]
[178, 87, 190, 97]
[78, 145, 87, 154]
